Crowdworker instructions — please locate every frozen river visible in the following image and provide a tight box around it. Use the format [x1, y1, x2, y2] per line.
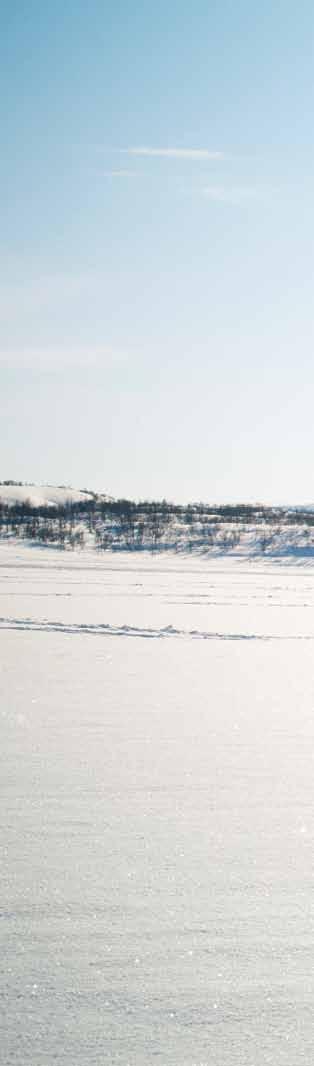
[2, 544, 314, 1065]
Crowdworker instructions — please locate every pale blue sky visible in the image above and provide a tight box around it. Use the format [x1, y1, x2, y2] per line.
[1, 1, 314, 501]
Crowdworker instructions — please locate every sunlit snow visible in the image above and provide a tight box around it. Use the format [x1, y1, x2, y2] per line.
[2, 543, 314, 1065]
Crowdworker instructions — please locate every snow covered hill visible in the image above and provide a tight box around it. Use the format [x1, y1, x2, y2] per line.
[0, 483, 95, 508]
[2, 484, 314, 558]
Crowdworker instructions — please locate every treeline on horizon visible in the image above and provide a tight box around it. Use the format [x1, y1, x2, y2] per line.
[1, 486, 314, 552]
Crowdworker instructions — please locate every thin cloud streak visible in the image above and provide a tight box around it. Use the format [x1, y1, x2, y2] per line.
[122, 146, 225, 160]
[103, 169, 139, 177]
[0, 344, 128, 372]
[202, 185, 261, 204]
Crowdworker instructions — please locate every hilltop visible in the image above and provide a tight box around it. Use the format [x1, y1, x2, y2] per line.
[0, 482, 99, 509]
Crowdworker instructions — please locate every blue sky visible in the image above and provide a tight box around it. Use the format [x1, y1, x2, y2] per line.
[1, 0, 314, 501]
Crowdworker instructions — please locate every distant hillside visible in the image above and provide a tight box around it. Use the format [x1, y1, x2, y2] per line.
[2, 484, 314, 557]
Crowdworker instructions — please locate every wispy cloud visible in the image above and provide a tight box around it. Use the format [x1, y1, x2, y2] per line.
[122, 146, 225, 161]
[103, 169, 139, 178]
[0, 344, 128, 372]
[202, 185, 260, 204]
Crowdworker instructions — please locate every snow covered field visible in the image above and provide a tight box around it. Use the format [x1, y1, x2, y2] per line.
[2, 544, 314, 1064]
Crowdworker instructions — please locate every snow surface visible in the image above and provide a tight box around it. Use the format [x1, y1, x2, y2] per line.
[0, 483, 94, 508]
[2, 542, 314, 1065]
